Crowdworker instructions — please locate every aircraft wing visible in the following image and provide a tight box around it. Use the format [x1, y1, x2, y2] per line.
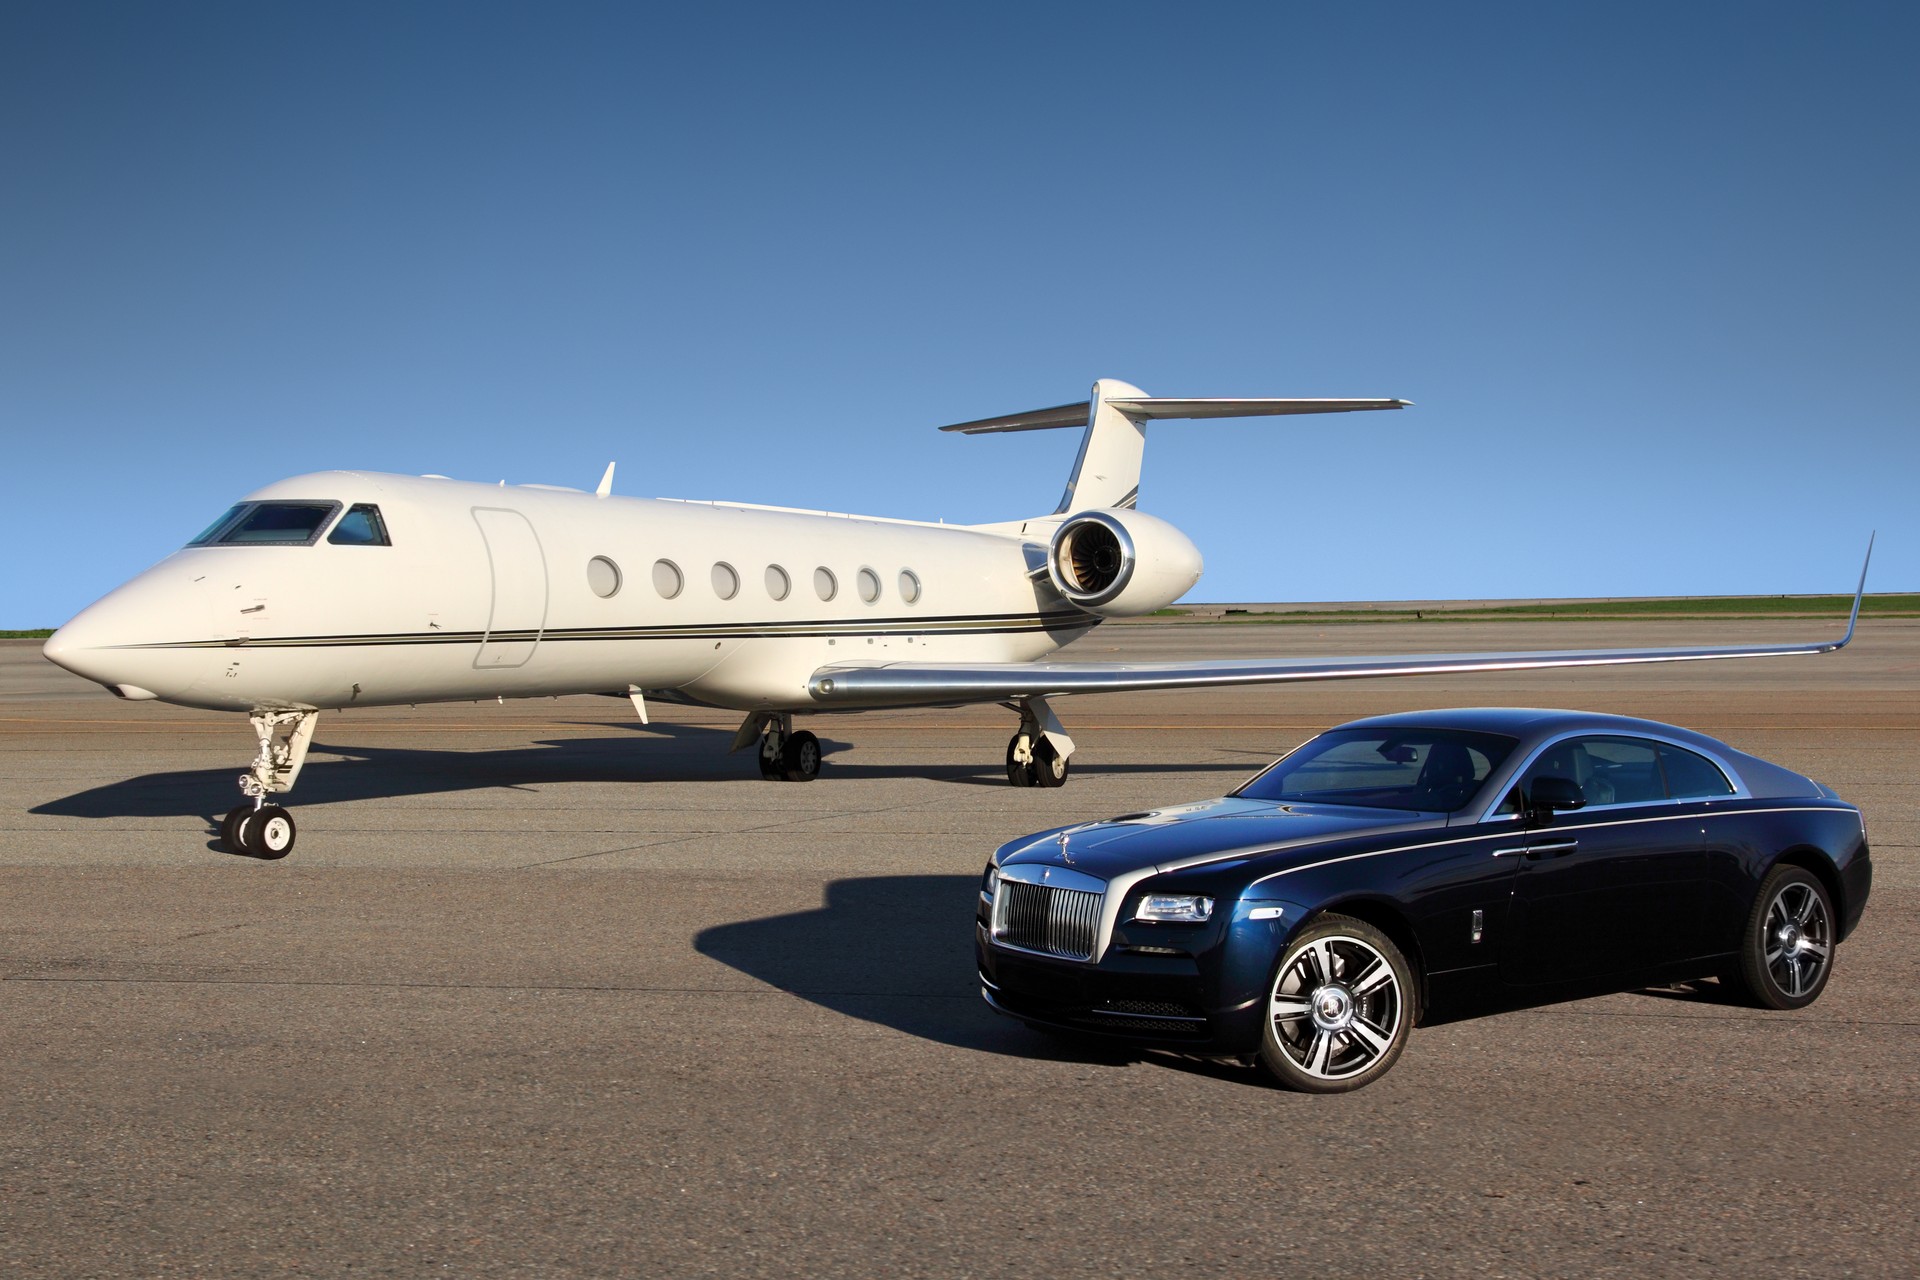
[808, 545, 1872, 710]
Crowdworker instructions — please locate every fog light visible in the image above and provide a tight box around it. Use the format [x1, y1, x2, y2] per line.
[1132, 894, 1214, 923]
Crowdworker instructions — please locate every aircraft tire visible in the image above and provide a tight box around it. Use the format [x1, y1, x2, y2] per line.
[781, 731, 822, 782]
[245, 804, 297, 859]
[1005, 736, 1037, 787]
[220, 805, 253, 853]
[1032, 739, 1070, 789]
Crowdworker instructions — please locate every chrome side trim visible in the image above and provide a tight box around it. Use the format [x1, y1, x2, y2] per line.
[1247, 806, 1851, 889]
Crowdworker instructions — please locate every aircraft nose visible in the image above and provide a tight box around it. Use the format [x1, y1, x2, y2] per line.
[43, 589, 167, 699]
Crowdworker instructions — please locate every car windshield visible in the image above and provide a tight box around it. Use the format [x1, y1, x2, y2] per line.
[189, 501, 341, 546]
[1237, 727, 1520, 813]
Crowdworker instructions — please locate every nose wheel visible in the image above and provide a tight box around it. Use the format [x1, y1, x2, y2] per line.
[223, 803, 297, 859]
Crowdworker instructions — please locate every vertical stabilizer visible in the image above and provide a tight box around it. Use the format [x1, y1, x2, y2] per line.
[1056, 378, 1149, 512]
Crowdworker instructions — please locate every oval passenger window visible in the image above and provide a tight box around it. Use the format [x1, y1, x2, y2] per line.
[814, 567, 837, 601]
[857, 567, 881, 604]
[652, 559, 683, 599]
[587, 556, 621, 598]
[766, 564, 791, 601]
[712, 562, 740, 600]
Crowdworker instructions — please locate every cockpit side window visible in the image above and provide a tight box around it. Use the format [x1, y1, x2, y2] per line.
[327, 504, 391, 546]
[190, 501, 342, 546]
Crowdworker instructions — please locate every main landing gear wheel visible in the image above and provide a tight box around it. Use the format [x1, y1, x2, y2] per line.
[780, 730, 822, 782]
[757, 743, 783, 780]
[1731, 865, 1834, 1010]
[1005, 735, 1069, 788]
[1258, 915, 1417, 1094]
[244, 805, 297, 859]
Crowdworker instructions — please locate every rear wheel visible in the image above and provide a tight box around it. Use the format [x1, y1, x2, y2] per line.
[1258, 915, 1416, 1093]
[1730, 865, 1834, 1010]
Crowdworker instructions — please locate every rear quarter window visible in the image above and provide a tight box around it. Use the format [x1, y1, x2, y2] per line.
[1660, 744, 1736, 798]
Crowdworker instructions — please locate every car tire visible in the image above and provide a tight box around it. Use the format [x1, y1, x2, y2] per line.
[1257, 915, 1417, 1094]
[1730, 864, 1835, 1010]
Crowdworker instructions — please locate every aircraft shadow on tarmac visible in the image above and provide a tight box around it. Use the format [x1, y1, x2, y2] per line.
[694, 873, 1163, 1069]
[32, 720, 1249, 821]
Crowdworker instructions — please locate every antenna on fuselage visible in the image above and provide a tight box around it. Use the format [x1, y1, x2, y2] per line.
[596, 462, 616, 497]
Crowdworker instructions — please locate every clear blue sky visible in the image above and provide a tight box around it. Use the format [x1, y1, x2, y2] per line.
[3, 2, 1914, 627]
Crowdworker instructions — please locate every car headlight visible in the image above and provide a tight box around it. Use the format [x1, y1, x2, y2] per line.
[981, 864, 999, 907]
[1132, 893, 1215, 923]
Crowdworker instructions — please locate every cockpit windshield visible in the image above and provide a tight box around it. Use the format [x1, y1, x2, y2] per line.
[189, 501, 342, 547]
[1237, 727, 1520, 813]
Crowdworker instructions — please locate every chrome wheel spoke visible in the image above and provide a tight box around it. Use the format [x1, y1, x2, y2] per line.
[1351, 956, 1395, 997]
[1308, 939, 1337, 986]
[1765, 943, 1786, 966]
[1791, 889, 1817, 926]
[1305, 1029, 1334, 1075]
[1346, 1016, 1392, 1060]
[1270, 996, 1313, 1021]
[1799, 939, 1831, 961]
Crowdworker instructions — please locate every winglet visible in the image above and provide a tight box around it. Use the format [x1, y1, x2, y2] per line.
[596, 462, 616, 498]
[1836, 532, 1875, 650]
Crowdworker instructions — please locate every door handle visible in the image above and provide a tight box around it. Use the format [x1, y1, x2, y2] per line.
[1525, 839, 1579, 859]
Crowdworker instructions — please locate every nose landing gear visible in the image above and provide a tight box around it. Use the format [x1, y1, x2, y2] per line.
[221, 710, 317, 858]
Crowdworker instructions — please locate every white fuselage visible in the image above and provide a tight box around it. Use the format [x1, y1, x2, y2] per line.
[46, 471, 1099, 714]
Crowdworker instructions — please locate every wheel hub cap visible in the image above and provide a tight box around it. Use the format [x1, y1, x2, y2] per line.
[1309, 985, 1354, 1032]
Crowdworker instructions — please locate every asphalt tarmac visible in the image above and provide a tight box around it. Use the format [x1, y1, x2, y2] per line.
[3, 617, 1916, 1278]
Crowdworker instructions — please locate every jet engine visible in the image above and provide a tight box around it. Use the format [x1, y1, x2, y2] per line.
[1046, 509, 1203, 617]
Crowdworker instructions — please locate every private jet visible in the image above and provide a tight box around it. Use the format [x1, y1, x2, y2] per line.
[42, 379, 1869, 858]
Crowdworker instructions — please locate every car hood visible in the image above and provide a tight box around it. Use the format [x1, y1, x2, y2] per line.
[995, 795, 1446, 882]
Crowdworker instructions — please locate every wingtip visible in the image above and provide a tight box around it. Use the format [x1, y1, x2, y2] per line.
[1839, 532, 1875, 648]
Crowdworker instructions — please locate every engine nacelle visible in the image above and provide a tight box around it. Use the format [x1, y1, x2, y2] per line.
[1047, 509, 1204, 617]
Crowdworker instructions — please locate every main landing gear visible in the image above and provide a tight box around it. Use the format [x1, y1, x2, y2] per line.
[1004, 696, 1075, 789]
[734, 711, 822, 782]
[221, 709, 317, 858]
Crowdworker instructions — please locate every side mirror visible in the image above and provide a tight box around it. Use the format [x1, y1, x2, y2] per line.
[1525, 775, 1585, 824]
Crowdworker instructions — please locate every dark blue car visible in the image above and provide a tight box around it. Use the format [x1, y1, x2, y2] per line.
[977, 708, 1871, 1092]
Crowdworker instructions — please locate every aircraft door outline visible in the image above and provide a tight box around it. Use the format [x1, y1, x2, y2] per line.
[471, 507, 549, 670]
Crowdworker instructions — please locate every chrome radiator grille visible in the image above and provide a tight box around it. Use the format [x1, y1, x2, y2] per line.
[992, 880, 1102, 961]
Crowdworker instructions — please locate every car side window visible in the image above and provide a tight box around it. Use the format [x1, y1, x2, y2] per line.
[1659, 744, 1736, 798]
[1517, 736, 1663, 809]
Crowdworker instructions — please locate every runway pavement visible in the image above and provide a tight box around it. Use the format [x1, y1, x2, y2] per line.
[3, 617, 1916, 1278]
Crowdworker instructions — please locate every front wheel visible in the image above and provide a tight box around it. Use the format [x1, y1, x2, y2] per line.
[1730, 865, 1835, 1010]
[244, 804, 296, 859]
[1258, 915, 1417, 1094]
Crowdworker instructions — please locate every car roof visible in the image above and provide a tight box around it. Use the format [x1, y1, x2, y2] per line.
[1333, 707, 1732, 752]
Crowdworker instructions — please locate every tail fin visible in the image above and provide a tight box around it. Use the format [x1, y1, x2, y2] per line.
[938, 378, 1411, 513]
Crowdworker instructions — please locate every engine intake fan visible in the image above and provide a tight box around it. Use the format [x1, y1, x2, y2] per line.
[1046, 509, 1202, 616]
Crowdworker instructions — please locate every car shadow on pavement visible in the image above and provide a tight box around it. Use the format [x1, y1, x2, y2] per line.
[695, 874, 1157, 1069]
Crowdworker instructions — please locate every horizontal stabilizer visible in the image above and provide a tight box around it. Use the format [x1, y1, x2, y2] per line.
[939, 396, 1410, 434]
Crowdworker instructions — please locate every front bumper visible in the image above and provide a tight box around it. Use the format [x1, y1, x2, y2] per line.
[976, 924, 1265, 1052]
